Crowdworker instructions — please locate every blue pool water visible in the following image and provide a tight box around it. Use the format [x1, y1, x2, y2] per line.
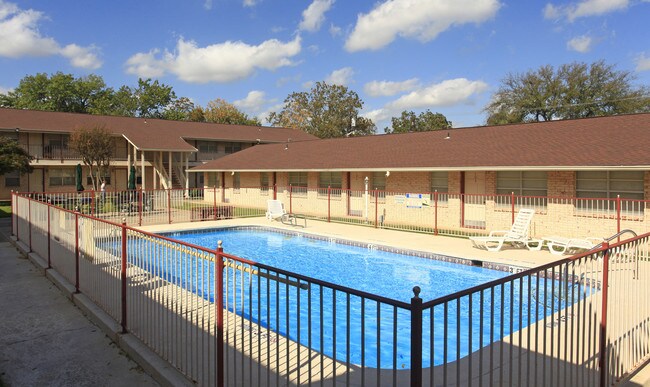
[121, 228, 584, 369]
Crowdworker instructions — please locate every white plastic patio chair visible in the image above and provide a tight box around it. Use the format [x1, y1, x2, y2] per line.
[265, 199, 306, 227]
[470, 208, 538, 252]
[265, 199, 286, 220]
[543, 236, 603, 255]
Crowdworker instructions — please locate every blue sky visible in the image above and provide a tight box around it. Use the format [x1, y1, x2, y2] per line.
[0, 0, 648, 131]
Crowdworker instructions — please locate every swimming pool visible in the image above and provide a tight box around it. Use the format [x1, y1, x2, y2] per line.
[121, 227, 583, 369]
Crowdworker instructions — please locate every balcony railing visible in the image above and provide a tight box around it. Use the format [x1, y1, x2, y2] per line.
[25, 144, 129, 161]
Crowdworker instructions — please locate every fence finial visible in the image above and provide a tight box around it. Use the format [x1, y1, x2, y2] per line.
[412, 286, 421, 298]
[218, 240, 223, 249]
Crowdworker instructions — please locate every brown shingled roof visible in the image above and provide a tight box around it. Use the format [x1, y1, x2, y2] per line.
[0, 108, 317, 151]
[191, 113, 650, 172]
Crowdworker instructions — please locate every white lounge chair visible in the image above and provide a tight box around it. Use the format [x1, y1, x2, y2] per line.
[265, 199, 306, 227]
[470, 208, 538, 252]
[266, 199, 287, 221]
[543, 236, 603, 255]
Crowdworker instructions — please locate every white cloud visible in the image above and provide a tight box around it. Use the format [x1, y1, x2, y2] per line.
[329, 23, 342, 37]
[362, 108, 392, 125]
[345, 0, 501, 52]
[364, 78, 488, 124]
[566, 35, 593, 53]
[543, 3, 561, 19]
[0, 1, 58, 58]
[60, 44, 102, 69]
[234, 90, 282, 122]
[0, 0, 101, 69]
[125, 36, 301, 83]
[544, 0, 629, 22]
[243, 0, 256, 7]
[635, 53, 650, 72]
[234, 90, 269, 112]
[387, 78, 488, 110]
[125, 49, 166, 78]
[299, 0, 335, 32]
[364, 78, 419, 97]
[204, 0, 212, 10]
[325, 67, 354, 85]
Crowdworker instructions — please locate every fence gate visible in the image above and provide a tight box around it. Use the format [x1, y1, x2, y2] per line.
[348, 189, 365, 218]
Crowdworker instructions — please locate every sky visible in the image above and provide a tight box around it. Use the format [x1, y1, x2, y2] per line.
[0, 0, 649, 131]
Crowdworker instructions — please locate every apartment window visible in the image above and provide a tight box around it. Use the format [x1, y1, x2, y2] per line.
[576, 171, 645, 215]
[206, 172, 220, 187]
[497, 171, 548, 210]
[430, 172, 449, 202]
[4, 171, 20, 187]
[49, 168, 76, 186]
[233, 172, 240, 191]
[197, 141, 218, 153]
[318, 172, 342, 196]
[497, 171, 547, 197]
[371, 172, 387, 199]
[225, 142, 242, 154]
[289, 172, 308, 195]
[87, 172, 111, 185]
[576, 171, 644, 200]
[371, 172, 386, 191]
[43, 134, 70, 159]
[260, 172, 270, 193]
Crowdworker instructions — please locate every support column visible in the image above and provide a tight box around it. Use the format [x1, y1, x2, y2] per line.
[153, 152, 158, 190]
[141, 151, 145, 191]
[185, 153, 189, 194]
[168, 151, 172, 189]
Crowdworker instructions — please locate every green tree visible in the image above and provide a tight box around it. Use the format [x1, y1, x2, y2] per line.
[386, 110, 452, 134]
[69, 126, 113, 190]
[163, 97, 196, 121]
[0, 136, 33, 175]
[485, 61, 650, 125]
[2, 72, 110, 113]
[133, 78, 176, 118]
[204, 98, 261, 126]
[268, 81, 375, 138]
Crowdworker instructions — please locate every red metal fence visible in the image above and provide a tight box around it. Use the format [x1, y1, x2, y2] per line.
[11, 191, 650, 386]
[20, 186, 650, 240]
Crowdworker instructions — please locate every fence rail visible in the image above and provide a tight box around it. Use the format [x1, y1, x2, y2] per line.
[11, 191, 650, 386]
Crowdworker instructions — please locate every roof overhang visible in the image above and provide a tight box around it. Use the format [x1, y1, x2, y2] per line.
[189, 165, 650, 173]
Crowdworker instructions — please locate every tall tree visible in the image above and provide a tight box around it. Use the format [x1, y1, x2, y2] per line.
[485, 61, 650, 125]
[268, 81, 376, 138]
[0, 136, 33, 175]
[163, 97, 196, 121]
[132, 78, 176, 118]
[386, 110, 452, 134]
[69, 126, 113, 190]
[204, 98, 261, 126]
[2, 72, 110, 113]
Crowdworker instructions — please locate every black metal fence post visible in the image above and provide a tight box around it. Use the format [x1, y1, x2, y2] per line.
[411, 286, 423, 387]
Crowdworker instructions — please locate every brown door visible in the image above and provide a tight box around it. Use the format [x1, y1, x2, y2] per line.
[463, 171, 486, 228]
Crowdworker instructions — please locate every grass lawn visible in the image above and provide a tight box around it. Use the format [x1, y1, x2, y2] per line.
[0, 201, 11, 218]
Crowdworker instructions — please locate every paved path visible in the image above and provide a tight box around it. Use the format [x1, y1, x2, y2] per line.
[0, 218, 158, 387]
